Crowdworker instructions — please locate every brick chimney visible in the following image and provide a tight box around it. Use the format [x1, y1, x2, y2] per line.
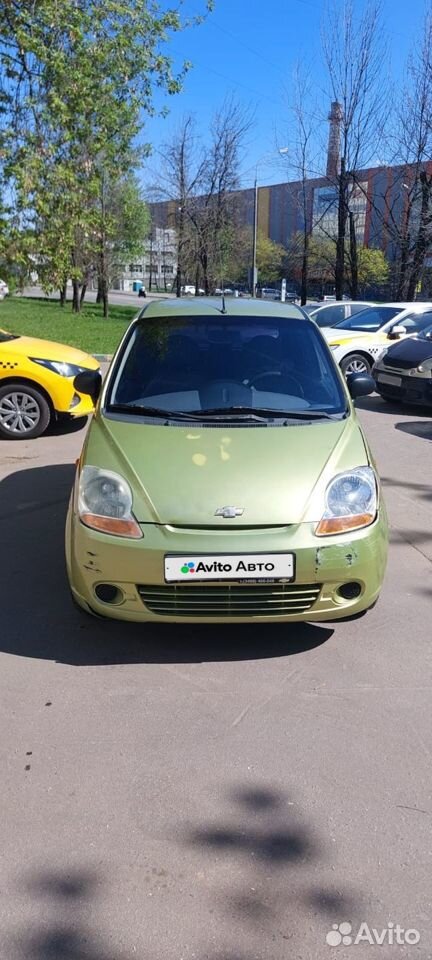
[326, 101, 343, 179]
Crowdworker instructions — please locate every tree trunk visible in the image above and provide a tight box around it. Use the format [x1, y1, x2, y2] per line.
[349, 211, 358, 300]
[300, 231, 309, 305]
[96, 278, 103, 303]
[335, 160, 347, 300]
[396, 236, 410, 300]
[72, 279, 80, 313]
[101, 277, 108, 318]
[195, 264, 200, 295]
[59, 282, 67, 307]
[80, 282, 87, 306]
[406, 172, 431, 301]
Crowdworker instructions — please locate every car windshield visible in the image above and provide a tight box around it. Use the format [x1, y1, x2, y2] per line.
[332, 306, 402, 332]
[106, 315, 347, 421]
[0, 329, 19, 343]
[418, 321, 432, 340]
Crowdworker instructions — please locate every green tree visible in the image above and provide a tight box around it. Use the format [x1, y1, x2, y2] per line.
[256, 233, 286, 284]
[0, 0, 212, 314]
[354, 246, 389, 295]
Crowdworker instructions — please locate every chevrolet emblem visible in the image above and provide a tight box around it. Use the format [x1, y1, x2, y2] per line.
[215, 506, 244, 519]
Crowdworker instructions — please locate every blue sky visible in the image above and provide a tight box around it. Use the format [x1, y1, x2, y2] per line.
[141, 0, 425, 192]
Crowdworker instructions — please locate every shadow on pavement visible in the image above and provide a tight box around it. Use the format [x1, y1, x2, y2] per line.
[395, 419, 432, 441]
[48, 415, 89, 437]
[354, 395, 405, 415]
[180, 783, 361, 955]
[0, 465, 333, 666]
[356, 394, 432, 419]
[8, 785, 361, 960]
[10, 869, 132, 960]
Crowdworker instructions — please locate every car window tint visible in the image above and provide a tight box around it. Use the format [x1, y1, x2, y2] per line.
[107, 315, 347, 415]
[333, 306, 401, 332]
[314, 305, 346, 326]
[349, 303, 372, 315]
[398, 311, 432, 332]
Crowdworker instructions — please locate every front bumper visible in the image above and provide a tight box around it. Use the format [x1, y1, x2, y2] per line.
[66, 503, 388, 623]
[374, 370, 432, 406]
[55, 384, 96, 418]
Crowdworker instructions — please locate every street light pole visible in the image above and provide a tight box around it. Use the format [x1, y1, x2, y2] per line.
[249, 149, 288, 298]
[251, 173, 258, 297]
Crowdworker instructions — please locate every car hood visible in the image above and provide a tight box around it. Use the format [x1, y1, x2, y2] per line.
[382, 336, 432, 366]
[0, 332, 99, 368]
[322, 327, 387, 344]
[83, 413, 369, 526]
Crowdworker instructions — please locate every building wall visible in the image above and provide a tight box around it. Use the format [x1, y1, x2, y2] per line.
[148, 162, 432, 267]
[113, 227, 177, 292]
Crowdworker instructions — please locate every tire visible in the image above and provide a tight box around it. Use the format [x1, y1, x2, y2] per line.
[0, 383, 51, 439]
[340, 353, 372, 377]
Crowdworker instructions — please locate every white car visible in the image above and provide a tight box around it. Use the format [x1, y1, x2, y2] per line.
[304, 300, 375, 328]
[0, 279, 9, 299]
[321, 303, 432, 376]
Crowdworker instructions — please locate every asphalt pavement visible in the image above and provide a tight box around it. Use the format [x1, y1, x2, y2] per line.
[21, 285, 174, 308]
[0, 394, 431, 959]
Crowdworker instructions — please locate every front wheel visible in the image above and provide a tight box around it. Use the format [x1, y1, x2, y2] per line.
[340, 353, 372, 378]
[0, 383, 51, 439]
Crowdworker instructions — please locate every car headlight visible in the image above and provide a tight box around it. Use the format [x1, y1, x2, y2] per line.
[30, 358, 88, 378]
[315, 466, 377, 536]
[78, 465, 142, 538]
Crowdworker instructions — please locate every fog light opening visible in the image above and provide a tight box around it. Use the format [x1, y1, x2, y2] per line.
[337, 582, 362, 601]
[94, 583, 124, 605]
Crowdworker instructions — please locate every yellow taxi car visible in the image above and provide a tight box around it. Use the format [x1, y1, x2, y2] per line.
[321, 303, 432, 376]
[0, 328, 100, 439]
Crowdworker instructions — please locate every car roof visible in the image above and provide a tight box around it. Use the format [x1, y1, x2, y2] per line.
[312, 300, 373, 308]
[138, 297, 306, 320]
[380, 302, 432, 309]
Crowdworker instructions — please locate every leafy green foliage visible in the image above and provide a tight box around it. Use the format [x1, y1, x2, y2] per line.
[0, 0, 212, 311]
[357, 246, 389, 289]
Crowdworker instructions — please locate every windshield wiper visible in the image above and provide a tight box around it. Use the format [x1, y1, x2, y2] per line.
[190, 406, 344, 421]
[108, 403, 202, 421]
[108, 403, 345, 423]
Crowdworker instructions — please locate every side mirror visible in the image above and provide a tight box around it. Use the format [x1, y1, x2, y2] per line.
[388, 324, 406, 340]
[347, 372, 375, 399]
[74, 369, 102, 405]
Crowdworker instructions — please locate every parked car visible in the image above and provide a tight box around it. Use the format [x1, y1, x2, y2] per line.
[0, 328, 100, 439]
[66, 297, 388, 623]
[304, 300, 375, 328]
[322, 302, 432, 377]
[261, 288, 281, 300]
[372, 312, 432, 405]
[0, 279, 10, 299]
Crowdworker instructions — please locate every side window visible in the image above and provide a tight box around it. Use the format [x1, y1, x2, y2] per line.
[350, 303, 370, 315]
[400, 311, 432, 332]
[317, 305, 346, 325]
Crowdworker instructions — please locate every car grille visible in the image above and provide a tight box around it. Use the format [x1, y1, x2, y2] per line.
[137, 583, 322, 617]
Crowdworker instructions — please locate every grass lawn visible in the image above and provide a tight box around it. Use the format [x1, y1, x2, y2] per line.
[0, 296, 138, 354]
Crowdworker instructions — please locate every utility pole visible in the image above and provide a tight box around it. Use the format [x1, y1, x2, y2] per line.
[251, 176, 258, 297]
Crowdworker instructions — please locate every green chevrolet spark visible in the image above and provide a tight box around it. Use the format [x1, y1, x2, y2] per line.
[66, 298, 388, 622]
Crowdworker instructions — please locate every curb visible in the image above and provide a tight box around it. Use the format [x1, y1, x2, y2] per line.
[93, 354, 113, 362]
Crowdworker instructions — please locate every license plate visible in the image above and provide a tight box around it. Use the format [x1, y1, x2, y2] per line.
[377, 373, 402, 387]
[164, 553, 295, 583]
